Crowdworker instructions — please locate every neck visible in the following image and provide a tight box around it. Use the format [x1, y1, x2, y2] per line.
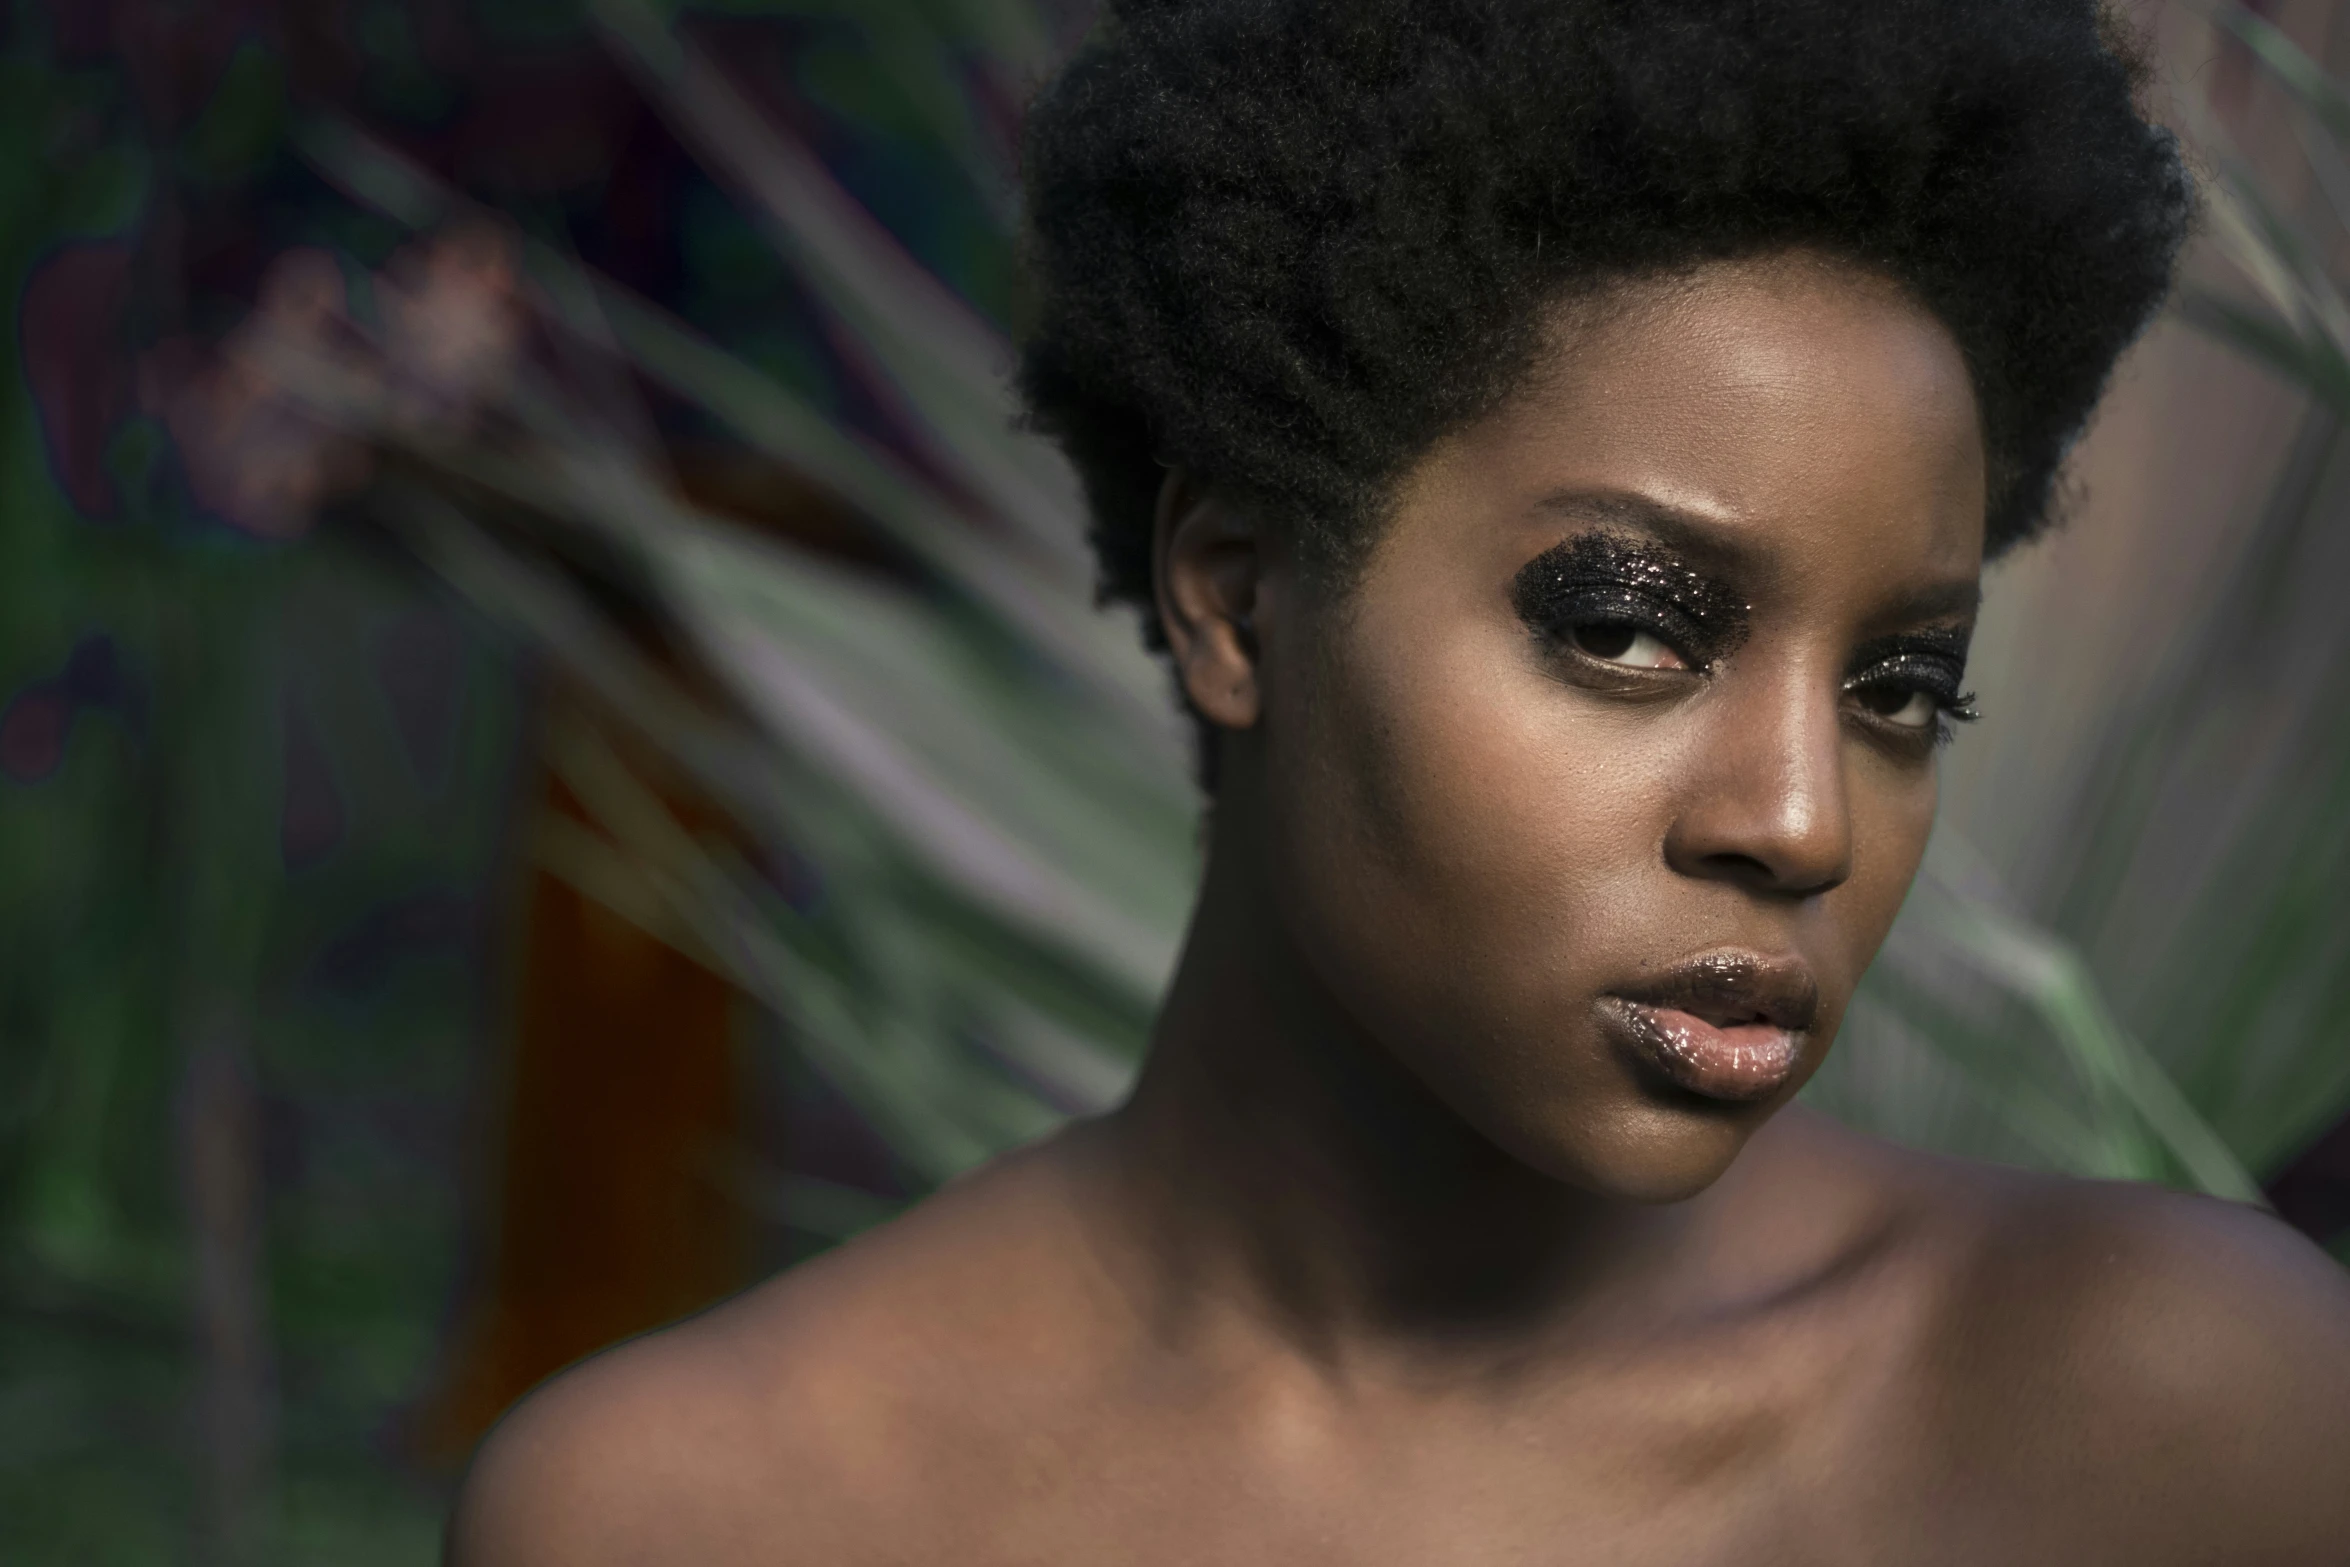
[1094, 821, 1726, 1375]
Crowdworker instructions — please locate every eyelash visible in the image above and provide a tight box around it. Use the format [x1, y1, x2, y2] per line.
[1535, 596, 1980, 743]
[1843, 659, 1980, 749]
[1528, 588, 1721, 672]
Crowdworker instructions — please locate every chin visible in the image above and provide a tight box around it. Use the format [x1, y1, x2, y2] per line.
[1477, 1089, 1780, 1206]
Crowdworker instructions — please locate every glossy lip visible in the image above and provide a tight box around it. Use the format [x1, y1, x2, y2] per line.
[1597, 950, 1821, 1103]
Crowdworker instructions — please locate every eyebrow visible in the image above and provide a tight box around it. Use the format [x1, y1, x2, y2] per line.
[1530, 490, 1758, 578]
[1871, 578, 1983, 626]
[1530, 487, 1983, 626]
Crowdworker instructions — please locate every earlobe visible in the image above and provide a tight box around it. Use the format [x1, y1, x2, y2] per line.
[1152, 469, 1264, 730]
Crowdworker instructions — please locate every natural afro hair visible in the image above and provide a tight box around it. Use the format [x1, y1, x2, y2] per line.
[1017, 0, 2192, 646]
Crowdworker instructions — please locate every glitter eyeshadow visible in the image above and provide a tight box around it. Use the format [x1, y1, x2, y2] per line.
[1841, 626, 1979, 726]
[1510, 531, 1751, 669]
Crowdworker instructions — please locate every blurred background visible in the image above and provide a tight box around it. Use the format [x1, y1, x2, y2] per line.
[2, 0, 2347, 1560]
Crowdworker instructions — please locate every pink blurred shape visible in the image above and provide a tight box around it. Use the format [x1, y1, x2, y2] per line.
[21, 241, 136, 518]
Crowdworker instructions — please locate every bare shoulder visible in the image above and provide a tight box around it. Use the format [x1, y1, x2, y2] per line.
[446, 1134, 1109, 1567]
[1925, 1165, 2350, 1560]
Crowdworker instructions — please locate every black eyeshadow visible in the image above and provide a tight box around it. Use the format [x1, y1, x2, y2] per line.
[1845, 626, 1974, 694]
[1511, 531, 1751, 669]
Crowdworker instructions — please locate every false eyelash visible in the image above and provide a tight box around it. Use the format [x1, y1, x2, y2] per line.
[1512, 534, 1749, 669]
[1843, 645, 1973, 712]
[1924, 695, 1982, 750]
[1533, 586, 1708, 663]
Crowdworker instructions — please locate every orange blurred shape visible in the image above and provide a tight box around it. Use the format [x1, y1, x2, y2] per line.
[409, 769, 751, 1464]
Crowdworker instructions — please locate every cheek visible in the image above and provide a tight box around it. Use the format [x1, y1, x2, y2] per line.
[1261, 620, 1943, 1058]
[1830, 754, 1940, 968]
[1790, 782, 1935, 1096]
[1264, 622, 1666, 1038]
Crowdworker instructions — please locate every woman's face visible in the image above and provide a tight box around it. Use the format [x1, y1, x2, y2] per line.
[1222, 253, 1986, 1202]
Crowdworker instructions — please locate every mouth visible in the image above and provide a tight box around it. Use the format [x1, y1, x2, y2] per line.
[1598, 951, 1820, 1104]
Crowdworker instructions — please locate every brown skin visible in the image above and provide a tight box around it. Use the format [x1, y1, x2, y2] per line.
[448, 253, 2350, 1566]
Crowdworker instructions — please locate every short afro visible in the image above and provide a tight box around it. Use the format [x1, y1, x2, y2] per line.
[1017, 0, 2192, 646]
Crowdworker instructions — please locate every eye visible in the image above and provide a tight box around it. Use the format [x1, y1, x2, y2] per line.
[1852, 684, 1939, 729]
[1842, 637, 1977, 741]
[1569, 621, 1690, 670]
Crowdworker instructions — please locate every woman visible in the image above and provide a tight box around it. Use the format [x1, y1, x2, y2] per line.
[452, 1, 2350, 1560]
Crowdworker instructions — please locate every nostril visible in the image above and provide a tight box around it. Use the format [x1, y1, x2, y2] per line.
[1703, 851, 1777, 885]
[1694, 847, 1845, 900]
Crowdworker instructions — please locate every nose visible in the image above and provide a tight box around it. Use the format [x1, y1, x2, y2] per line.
[1663, 672, 1853, 900]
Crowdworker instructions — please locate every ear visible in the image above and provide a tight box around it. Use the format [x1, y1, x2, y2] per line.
[1152, 468, 1264, 730]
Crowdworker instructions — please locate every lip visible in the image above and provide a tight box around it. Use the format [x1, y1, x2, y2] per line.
[1598, 950, 1820, 1103]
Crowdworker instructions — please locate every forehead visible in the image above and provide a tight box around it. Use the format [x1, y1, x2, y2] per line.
[1389, 253, 1988, 597]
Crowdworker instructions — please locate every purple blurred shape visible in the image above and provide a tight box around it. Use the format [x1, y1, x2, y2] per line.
[310, 891, 480, 997]
[0, 633, 137, 783]
[0, 686, 72, 783]
[373, 610, 466, 790]
[61, 633, 123, 708]
[35, 0, 113, 63]
[279, 700, 345, 871]
[20, 241, 136, 518]
[2268, 1113, 2350, 1251]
